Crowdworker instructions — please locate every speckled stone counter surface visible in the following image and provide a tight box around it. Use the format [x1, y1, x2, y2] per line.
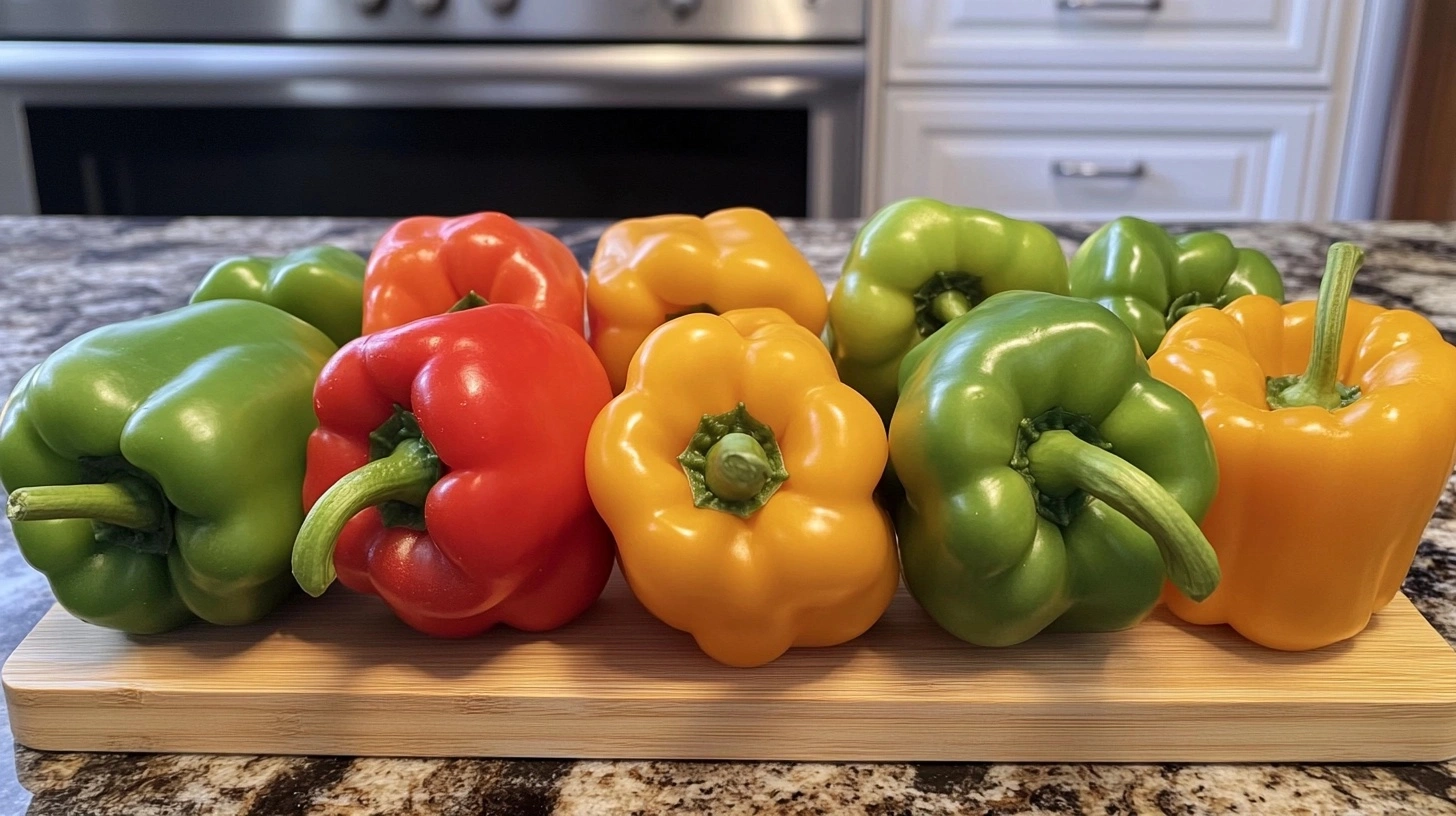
[1, 217, 1455, 816]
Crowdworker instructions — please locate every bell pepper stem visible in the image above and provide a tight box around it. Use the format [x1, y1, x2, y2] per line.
[1267, 242, 1364, 410]
[931, 291, 971, 326]
[678, 403, 788, 518]
[448, 290, 488, 312]
[1025, 430, 1221, 602]
[704, 432, 773, 503]
[6, 477, 165, 530]
[292, 437, 440, 597]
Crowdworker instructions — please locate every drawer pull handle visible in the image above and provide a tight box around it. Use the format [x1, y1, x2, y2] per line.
[1051, 160, 1147, 179]
[1057, 0, 1162, 11]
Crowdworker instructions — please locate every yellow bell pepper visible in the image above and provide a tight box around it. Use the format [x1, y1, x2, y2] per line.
[1150, 244, 1456, 650]
[585, 307, 899, 667]
[587, 208, 829, 393]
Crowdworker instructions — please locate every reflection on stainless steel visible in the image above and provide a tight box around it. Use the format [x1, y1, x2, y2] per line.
[0, 42, 863, 86]
[0, 0, 865, 42]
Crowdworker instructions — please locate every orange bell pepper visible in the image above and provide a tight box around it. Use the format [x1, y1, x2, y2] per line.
[363, 212, 586, 335]
[585, 307, 898, 667]
[1150, 243, 1456, 650]
[586, 208, 828, 393]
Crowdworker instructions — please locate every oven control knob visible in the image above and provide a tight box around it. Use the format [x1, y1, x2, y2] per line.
[410, 0, 447, 14]
[661, 0, 703, 20]
[488, 0, 519, 14]
[356, 0, 389, 13]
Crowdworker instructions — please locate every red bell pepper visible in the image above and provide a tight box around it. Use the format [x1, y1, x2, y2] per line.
[363, 212, 587, 335]
[291, 304, 614, 637]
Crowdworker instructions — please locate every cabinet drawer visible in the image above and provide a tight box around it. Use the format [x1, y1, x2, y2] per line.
[879, 90, 1330, 221]
[887, 0, 1353, 87]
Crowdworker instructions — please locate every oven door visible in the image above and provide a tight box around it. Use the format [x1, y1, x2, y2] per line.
[0, 41, 863, 217]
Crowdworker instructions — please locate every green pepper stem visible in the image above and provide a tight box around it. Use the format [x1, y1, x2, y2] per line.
[1164, 291, 1208, 327]
[448, 290, 488, 312]
[704, 432, 772, 503]
[931, 291, 971, 326]
[1267, 243, 1364, 410]
[1025, 430, 1220, 602]
[6, 477, 165, 530]
[292, 437, 440, 597]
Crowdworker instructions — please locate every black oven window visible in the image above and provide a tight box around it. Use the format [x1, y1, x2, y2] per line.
[26, 106, 811, 218]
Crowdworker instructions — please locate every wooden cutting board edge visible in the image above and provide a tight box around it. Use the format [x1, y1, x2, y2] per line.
[6, 579, 1456, 763]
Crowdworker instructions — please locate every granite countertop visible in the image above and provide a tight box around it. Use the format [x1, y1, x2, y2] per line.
[1, 216, 1455, 815]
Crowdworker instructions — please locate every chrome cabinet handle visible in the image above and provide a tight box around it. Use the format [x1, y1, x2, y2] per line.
[1051, 160, 1147, 179]
[1057, 0, 1163, 10]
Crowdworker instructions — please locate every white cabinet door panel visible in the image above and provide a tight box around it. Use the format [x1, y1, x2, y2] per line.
[880, 90, 1329, 221]
[888, 0, 1352, 87]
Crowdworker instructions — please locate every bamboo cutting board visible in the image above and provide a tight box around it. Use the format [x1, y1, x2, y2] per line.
[6, 571, 1456, 763]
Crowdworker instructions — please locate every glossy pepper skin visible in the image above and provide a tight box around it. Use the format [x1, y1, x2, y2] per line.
[0, 301, 336, 634]
[826, 198, 1069, 421]
[587, 208, 828, 393]
[1069, 216, 1284, 356]
[363, 212, 586, 335]
[891, 291, 1221, 647]
[190, 245, 366, 347]
[291, 304, 614, 638]
[1150, 243, 1456, 650]
[586, 307, 899, 667]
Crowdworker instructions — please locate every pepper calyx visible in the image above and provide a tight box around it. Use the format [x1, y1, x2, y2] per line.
[368, 406, 441, 530]
[913, 271, 982, 337]
[679, 402, 788, 518]
[292, 418, 441, 597]
[448, 291, 489, 312]
[1164, 291, 1215, 327]
[1011, 407, 1110, 527]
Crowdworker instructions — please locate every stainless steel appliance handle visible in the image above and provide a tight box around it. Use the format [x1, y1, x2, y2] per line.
[0, 41, 864, 85]
[1051, 160, 1147, 179]
[1057, 0, 1162, 11]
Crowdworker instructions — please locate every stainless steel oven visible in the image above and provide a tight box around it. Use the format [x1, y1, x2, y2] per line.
[0, 0, 865, 218]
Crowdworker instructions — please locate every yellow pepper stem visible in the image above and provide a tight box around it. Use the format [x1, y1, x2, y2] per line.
[705, 433, 772, 503]
[1026, 430, 1221, 602]
[678, 402, 789, 518]
[1267, 242, 1365, 411]
[6, 477, 165, 530]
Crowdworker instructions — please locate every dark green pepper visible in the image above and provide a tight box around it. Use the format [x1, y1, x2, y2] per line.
[890, 291, 1221, 647]
[1069, 216, 1284, 355]
[0, 300, 336, 633]
[190, 245, 365, 346]
[826, 198, 1069, 420]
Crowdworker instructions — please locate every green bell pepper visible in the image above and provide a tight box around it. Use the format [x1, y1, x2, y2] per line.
[1069, 216, 1284, 355]
[826, 198, 1069, 420]
[190, 245, 365, 346]
[0, 300, 336, 634]
[890, 290, 1221, 647]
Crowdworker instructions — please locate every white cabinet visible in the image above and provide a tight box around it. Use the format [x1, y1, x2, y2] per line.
[866, 0, 1402, 220]
[888, 0, 1346, 86]
[881, 90, 1330, 220]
